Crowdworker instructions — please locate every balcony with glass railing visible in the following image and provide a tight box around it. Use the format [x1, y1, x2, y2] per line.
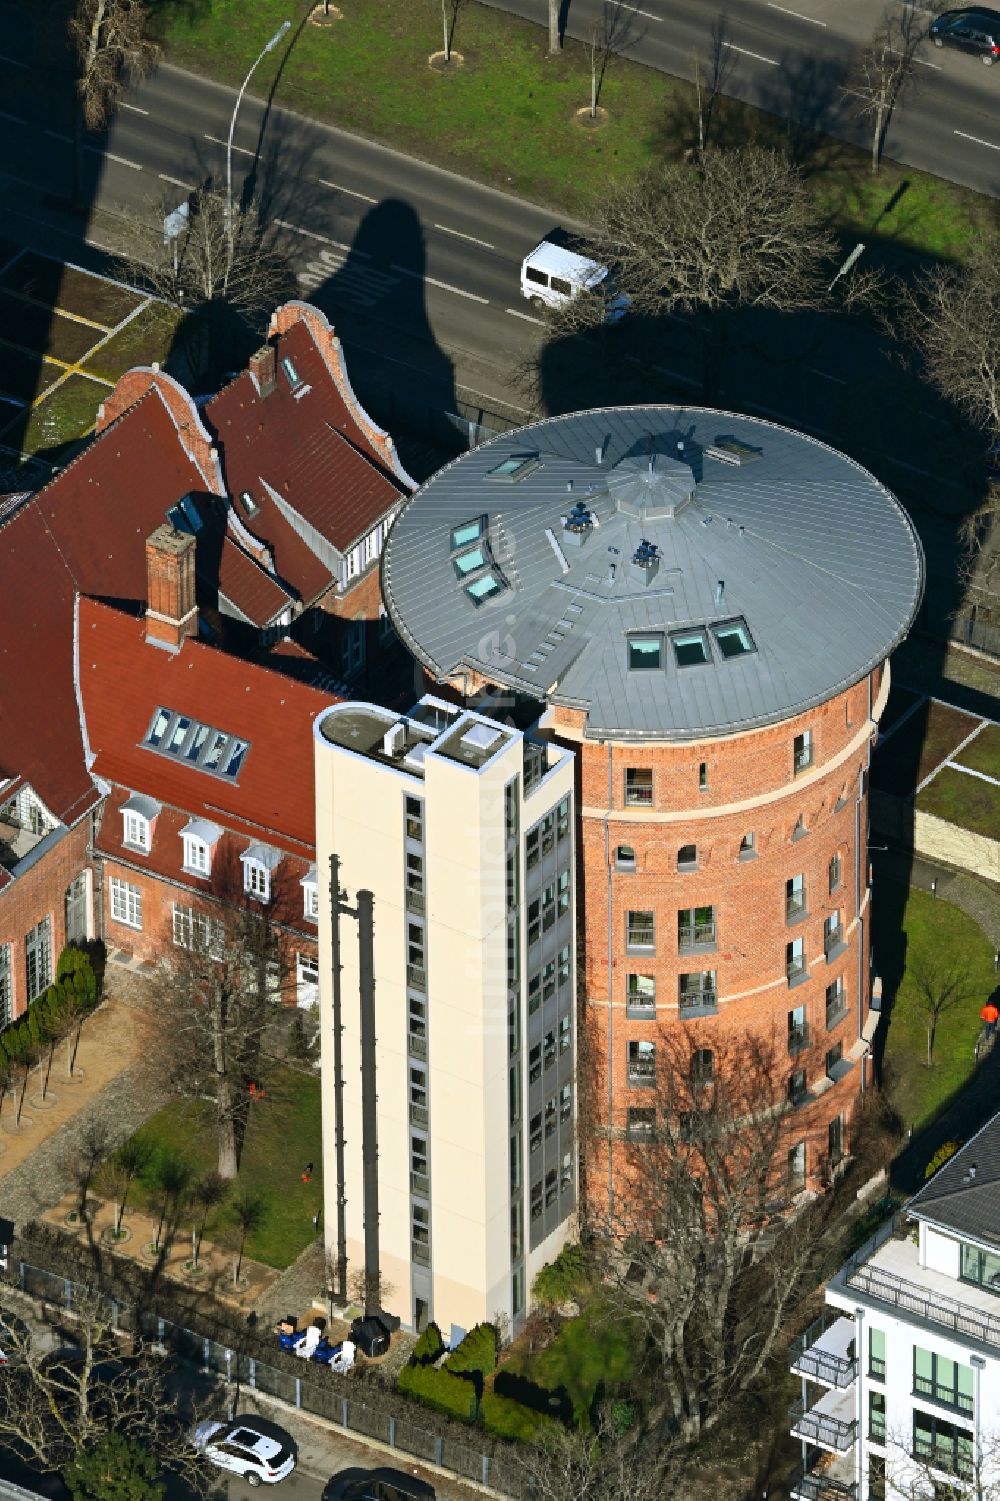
[789, 1388, 857, 1453]
[790, 1313, 858, 1389]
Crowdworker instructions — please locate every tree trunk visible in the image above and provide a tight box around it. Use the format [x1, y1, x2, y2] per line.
[548, 0, 560, 52]
[927, 1022, 935, 1068]
[15, 1066, 28, 1126]
[218, 1107, 238, 1179]
[234, 1234, 246, 1285]
[41, 1044, 55, 1101]
[871, 97, 884, 175]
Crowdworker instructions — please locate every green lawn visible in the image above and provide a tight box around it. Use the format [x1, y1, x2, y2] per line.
[503, 1297, 636, 1425]
[917, 765, 1000, 839]
[153, 0, 987, 259]
[87, 303, 184, 383]
[10, 372, 107, 459]
[954, 722, 1000, 778]
[874, 882, 998, 1130]
[129, 1064, 323, 1270]
[872, 699, 981, 797]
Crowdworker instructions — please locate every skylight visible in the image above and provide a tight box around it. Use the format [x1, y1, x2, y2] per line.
[484, 452, 540, 484]
[712, 618, 755, 659]
[671, 629, 711, 667]
[453, 546, 487, 578]
[450, 517, 485, 551]
[465, 573, 505, 605]
[628, 634, 663, 671]
[143, 707, 250, 781]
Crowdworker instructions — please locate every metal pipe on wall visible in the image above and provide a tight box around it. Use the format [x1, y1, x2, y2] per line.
[358, 888, 380, 1314]
[328, 853, 348, 1304]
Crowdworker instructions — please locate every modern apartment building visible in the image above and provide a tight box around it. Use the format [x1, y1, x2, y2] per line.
[381, 406, 924, 1213]
[313, 694, 576, 1338]
[792, 1121, 1000, 1500]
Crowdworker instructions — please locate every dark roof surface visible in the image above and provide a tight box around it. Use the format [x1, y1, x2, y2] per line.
[382, 406, 925, 741]
[909, 1112, 1000, 1248]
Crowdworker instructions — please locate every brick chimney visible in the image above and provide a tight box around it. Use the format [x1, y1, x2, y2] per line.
[145, 524, 197, 650]
[249, 344, 277, 398]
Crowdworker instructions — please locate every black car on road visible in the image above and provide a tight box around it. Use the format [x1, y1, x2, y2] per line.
[929, 8, 1000, 63]
[322, 1467, 436, 1501]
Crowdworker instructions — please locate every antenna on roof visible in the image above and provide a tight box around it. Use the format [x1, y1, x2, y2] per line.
[648, 453, 656, 477]
[566, 480, 574, 492]
[715, 580, 726, 607]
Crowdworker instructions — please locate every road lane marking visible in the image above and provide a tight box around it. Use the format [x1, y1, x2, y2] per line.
[767, 3, 826, 25]
[276, 219, 371, 258]
[622, 3, 663, 19]
[44, 129, 73, 143]
[0, 112, 26, 125]
[121, 102, 150, 115]
[723, 42, 779, 65]
[0, 55, 27, 69]
[86, 146, 143, 169]
[806, 366, 847, 384]
[506, 307, 545, 325]
[435, 224, 495, 250]
[319, 178, 378, 204]
[391, 264, 489, 303]
[159, 173, 196, 190]
[204, 133, 254, 157]
[954, 128, 1000, 151]
[888, 45, 941, 68]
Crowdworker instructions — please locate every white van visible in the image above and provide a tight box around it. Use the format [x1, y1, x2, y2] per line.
[520, 240, 610, 309]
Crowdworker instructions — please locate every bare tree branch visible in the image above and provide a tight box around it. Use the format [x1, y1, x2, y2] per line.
[905, 957, 979, 1068]
[69, 0, 157, 131]
[853, 2, 927, 175]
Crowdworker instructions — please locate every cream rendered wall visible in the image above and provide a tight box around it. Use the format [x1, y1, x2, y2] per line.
[922, 1225, 961, 1279]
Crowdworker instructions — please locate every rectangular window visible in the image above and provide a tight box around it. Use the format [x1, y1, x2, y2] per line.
[869, 1389, 886, 1444]
[912, 1411, 974, 1480]
[711, 617, 755, 659]
[615, 844, 636, 872]
[678, 970, 717, 1012]
[869, 1327, 886, 1379]
[303, 883, 319, 921]
[624, 768, 653, 807]
[412, 1135, 429, 1197]
[545, 1167, 558, 1207]
[788, 1068, 807, 1104]
[529, 1111, 542, 1153]
[543, 1029, 556, 1071]
[671, 629, 710, 667]
[172, 904, 224, 956]
[505, 777, 520, 842]
[544, 1096, 557, 1140]
[793, 730, 814, 774]
[824, 910, 845, 958]
[243, 861, 270, 901]
[829, 851, 843, 894]
[560, 1082, 572, 1122]
[182, 835, 210, 875]
[786, 873, 806, 921]
[0, 943, 11, 1026]
[123, 811, 149, 852]
[786, 936, 806, 983]
[557, 796, 570, 842]
[509, 1132, 521, 1192]
[626, 973, 656, 1018]
[529, 1043, 542, 1084]
[787, 1140, 806, 1189]
[509, 1065, 521, 1125]
[826, 976, 847, 1029]
[411, 1203, 430, 1265]
[628, 635, 662, 670]
[788, 1005, 808, 1055]
[626, 910, 655, 953]
[627, 1107, 655, 1141]
[868, 1455, 886, 1501]
[961, 1241, 1000, 1292]
[627, 1039, 655, 1088]
[678, 905, 716, 951]
[110, 878, 142, 930]
[511, 1204, 524, 1264]
[828, 1113, 846, 1164]
[281, 355, 300, 387]
[558, 1014, 570, 1054]
[405, 795, 424, 842]
[557, 945, 571, 987]
[825, 1042, 843, 1079]
[451, 517, 485, 551]
[913, 1348, 974, 1416]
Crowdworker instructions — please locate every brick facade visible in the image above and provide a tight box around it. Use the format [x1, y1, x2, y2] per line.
[569, 667, 887, 1214]
[0, 816, 94, 1021]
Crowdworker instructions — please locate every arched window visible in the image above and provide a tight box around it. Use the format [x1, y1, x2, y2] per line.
[690, 1048, 714, 1084]
[677, 844, 698, 870]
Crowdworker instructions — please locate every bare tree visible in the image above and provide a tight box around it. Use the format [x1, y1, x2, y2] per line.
[136, 847, 297, 1178]
[113, 184, 296, 386]
[539, 147, 836, 402]
[905, 957, 978, 1068]
[188, 1171, 228, 1270]
[589, 1029, 831, 1448]
[69, 0, 157, 131]
[548, 0, 560, 53]
[0, 1285, 204, 1481]
[98, 1136, 154, 1238]
[587, 2, 636, 118]
[63, 1120, 113, 1225]
[690, 21, 735, 158]
[228, 1189, 266, 1285]
[515, 1409, 678, 1501]
[438, 0, 469, 62]
[853, 2, 926, 175]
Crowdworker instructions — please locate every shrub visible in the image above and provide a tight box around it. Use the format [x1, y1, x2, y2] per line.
[925, 1141, 961, 1180]
[397, 1359, 478, 1422]
[410, 1321, 444, 1366]
[57, 946, 98, 1011]
[532, 1242, 591, 1308]
[446, 1322, 498, 1378]
[481, 1390, 559, 1442]
[494, 1368, 573, 1425]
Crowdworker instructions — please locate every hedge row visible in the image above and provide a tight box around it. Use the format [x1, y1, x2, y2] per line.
[481, 1390, 559, 1443]
[445, 1322, 498, 1379]
[410, 1321, 445, 1366]
[397, 1359, 478, 1422]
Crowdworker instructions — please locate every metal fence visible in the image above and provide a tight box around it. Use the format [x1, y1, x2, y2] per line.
[15, 1260, 526, 1497]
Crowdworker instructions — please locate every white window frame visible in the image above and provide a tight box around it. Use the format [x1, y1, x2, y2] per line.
[173, 903, 224, 957]
[243, 860, 270, 902]
[0, 942, 11, 1027]
[296, 952, 319, 1008]
[182, 834, 211, 876]
[122, 810, 150, 853]
[110, 877, 142, 930]
[303, 881, 319, 922]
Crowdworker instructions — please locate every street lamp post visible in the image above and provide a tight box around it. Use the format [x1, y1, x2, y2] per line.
[226, 20, 291, 233]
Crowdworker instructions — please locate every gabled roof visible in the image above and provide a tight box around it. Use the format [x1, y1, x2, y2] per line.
[909, 1111, 1000, 1249]
[206, 314, 407, 599]
[218, 536, 295, 625]
[0, 389, 211, 825]
[77, 597, 338, 856]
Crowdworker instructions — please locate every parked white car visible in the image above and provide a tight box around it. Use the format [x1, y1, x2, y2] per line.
[192, 1416, 297, 1487]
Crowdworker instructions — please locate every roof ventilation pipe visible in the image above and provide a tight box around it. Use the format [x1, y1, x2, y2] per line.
[383, 722, 406, 757]
[715, 580, 726, 608]
[595, 443, 605, 465]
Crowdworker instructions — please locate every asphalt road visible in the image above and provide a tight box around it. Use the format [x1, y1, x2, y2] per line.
[483, 0, 1000, 197]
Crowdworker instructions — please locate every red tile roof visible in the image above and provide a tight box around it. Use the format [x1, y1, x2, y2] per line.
[77, 597, 338, 856]
[0, 390, 210, 825]
[219, 536, 295, 626]
[206, 315, 407, 598]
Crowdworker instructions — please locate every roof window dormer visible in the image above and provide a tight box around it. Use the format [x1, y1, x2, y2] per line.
[180, 817, 223, 878]
[241, 843, 281, 902]
[121, 793, 161, 854]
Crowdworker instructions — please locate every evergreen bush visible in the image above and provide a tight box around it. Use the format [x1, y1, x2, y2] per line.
[446, 1322, 498, 1378]
[410, 1321, 444, 1366]
[532, 1242, 591, 1308]
[481, 1391, 559, 1442]
[397, 1359, 478, 1422]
